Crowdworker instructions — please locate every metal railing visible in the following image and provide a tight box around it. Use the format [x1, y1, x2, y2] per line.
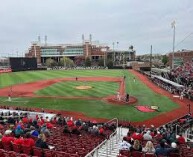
[185, 128, 193, 142]
[85, 118, 121, 157]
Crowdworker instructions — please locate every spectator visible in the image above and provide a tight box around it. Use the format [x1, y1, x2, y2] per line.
[40, 124, 51, 136]
[155, 140, 170, 156]
[130, 140, 142, 152]
[12, 134, 24, 145]
[2, 130, 14, 145]
[169, 142, 179, 154]
[131, 129, 143, 141]
[177, 134, 186, 144]
[35, 133, 48, 149]
[143, 130, 152, 141]
[30, 126, 39, 137]
[142, 141, 155, 153]
[15, 125, 24, 136]
[119, 137, 131, 150]
[23, 132, 35, 147]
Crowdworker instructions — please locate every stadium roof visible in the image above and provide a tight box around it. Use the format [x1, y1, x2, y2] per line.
[152, 75, 184, 88]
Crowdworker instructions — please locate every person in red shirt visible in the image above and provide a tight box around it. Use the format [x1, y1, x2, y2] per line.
[177, 134, 186, 144]
[22, 132, 35, 147]
[67, 119, 74, 128]
[46, 122, 53, 129]
[1, 130, 14, 145]
[22, 116, 29, 124]
[12, 134, 24, 145]
[131, 130, 143, 141]
[99, 127, 104, 135]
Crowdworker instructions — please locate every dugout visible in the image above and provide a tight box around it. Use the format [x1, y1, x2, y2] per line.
[9, 57, 37, 72]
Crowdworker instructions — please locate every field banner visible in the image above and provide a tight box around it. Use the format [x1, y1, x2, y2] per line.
[0, 68, 12, 74]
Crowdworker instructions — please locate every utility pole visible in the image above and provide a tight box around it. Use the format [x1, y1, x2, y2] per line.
[150, 45, 153, 76]
[113, 42, 115, 65]
[171, 21, 176, 69]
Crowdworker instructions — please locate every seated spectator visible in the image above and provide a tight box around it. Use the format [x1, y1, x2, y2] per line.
[75, 119, 82, 127]
[142, 141, 155, 153]
[30, 126, 39, 137]
[169, 142, 179, 154]
[22, 114, 29, 124]
[99, 126, 105, 136]
[130, 139, 142, 152]
[155, 140, 170, 156]
[71, 125, 80, 135]
[143, 130, 152, 141]
[67, 118, 74, 127]
[131, 129, 143, 141]
[177, 134, 186, 144]
[40, 124, 51, 136]
[23, 132, 35, 147]
[125, 132, 132, 144]
[63, 125, 71, 136]
[12, 134, 24, 145]
[15, 125, 24, 136]
[35, 133, 48, 149]
[119, 137, 131, 150]
[2, 130, 14, 144]
[92, 125, 99, 135]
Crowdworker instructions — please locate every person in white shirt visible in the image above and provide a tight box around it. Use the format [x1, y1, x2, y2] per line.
[143, 130, 152, 141]
[119, 137, 131, 150]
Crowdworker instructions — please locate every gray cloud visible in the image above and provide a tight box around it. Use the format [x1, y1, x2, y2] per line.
[0, 0, 193, 56]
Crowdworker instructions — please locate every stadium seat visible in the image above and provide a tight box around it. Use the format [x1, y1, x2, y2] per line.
[119, 149, 131, 156]
[144, 153, 156, 157]
[0, 141, 3, 149]
[33, 147, 43, 157]
[131, 151, 143, 157]
[21, 145, 32, 155]
[54, 151, 69, 157]
[19, 154, 29, 157]
[12, 143, 22, 153]
[7, 151, 18, 157]
[169, 153, 180, 157]
[44, 149, 54, 157]
[2, 142, 12, 151]
[0, 149, 6, 157]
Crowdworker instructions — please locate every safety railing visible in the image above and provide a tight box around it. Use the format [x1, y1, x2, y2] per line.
[85, 118, 121, 157]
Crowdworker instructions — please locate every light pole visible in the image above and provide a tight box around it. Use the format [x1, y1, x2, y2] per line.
[113, 42, 115, 65]
[171, 21, 176, 69]
[150, 45, 153, 77]
[103, 51, 106, 67]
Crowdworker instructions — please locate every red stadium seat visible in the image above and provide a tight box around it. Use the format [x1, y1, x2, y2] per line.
[2, 142, 12, 151]
[44, 149, 54, 157]
[21, 145, 32, 155]
[131, 151, 143, 157]
[169, 153, 180, 157]
[33, 147, 43, 157]
[144, 153, 156, 157]
[12, 143, 22, 153]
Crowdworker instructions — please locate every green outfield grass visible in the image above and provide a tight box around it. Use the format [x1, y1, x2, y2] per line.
[36, 81, 119, 97]
[0, 69, 179, 122]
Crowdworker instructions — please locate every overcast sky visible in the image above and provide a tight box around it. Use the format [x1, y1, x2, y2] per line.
[0, 0, 193, 56]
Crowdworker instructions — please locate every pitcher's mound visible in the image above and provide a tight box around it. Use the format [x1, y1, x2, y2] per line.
[75, 86, 92, 90]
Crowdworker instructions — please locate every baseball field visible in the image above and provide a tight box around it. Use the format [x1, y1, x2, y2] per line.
[0, 69, 189, 126]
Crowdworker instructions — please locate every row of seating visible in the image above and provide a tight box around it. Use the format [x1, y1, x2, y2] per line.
[118, 150, 180, 157]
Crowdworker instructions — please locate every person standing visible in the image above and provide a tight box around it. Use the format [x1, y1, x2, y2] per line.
[117, 92, 121, 101]
[125, 93, 129, 102]
[133, 77, 136, 83]
[8, 93, 11, 101]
